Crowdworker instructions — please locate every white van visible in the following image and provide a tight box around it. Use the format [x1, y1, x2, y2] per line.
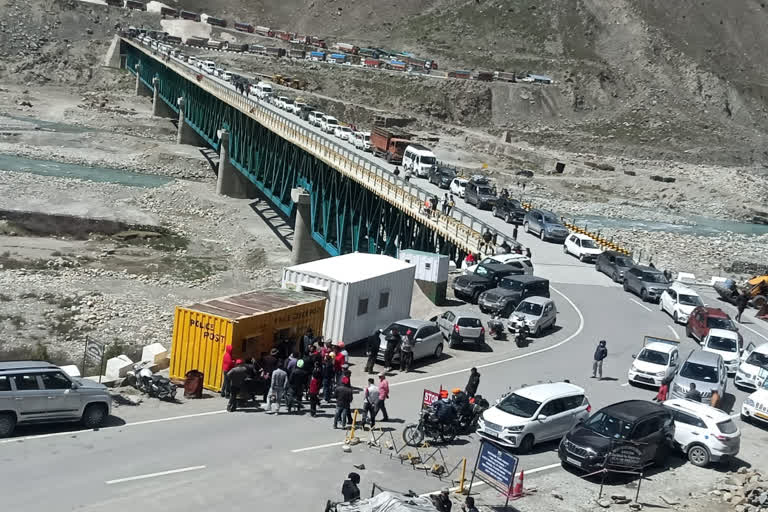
[201, 60, 216, 74]
[353, 131, 371, 151]
[321, 115, 339, 134]
[308, 111, 325, 127]
[402, 144, 437, 178]
[253, 82, 273, 100]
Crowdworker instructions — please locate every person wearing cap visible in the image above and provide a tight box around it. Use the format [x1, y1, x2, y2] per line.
[376, 372, 390, 422]
[334, 376, 354, 429]
[220, 345, 234, 398]
[400, 329, 415, 372]
[341, 472, 361, 502]
[462, 496, 478, 512]
[592, 339, 608, 379]
[225, 359, 248, 412]
[434, 389, 457, 426]
[289, 358, 308, 411]
[432, 488, 452, 512]
[465, 367, 480, 398]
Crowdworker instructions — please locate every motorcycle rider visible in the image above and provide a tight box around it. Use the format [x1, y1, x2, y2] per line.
[514, 320, 530, 346]
[433, 389, 458, 428]
[451, 388, 470, 419]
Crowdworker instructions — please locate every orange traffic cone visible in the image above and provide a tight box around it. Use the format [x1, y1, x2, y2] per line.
[510, 470, 524, 499]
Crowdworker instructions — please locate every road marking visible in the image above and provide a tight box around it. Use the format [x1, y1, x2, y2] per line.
[731, 413, 741, 420]
[106, 465, 206, 485]
[419, 462, 561, 497]
[668, 325, 680, 339]
[629, 298, 653, 312]
[741, 324, 768, 343]
[621, 383, 630, 387]
[291, 441, 345, 453]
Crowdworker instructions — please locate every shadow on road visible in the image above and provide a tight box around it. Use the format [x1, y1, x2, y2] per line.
[9, 414, 127, 439]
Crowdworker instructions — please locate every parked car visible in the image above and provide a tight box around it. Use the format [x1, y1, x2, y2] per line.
[453, 263, 524, 304]
[334, 126, 354, 141]
[510, 296, 557, 337]
[292, 101, 307, 115]
[402, 144, 437, 178]
[478, 382, 590, 453]
[741, 377, 768, 424]
[308, 111, 325, 127]
[686, 307, 742, 344]
[735, 341, 766, 391]
[449, 178, 468, 198]
[628, 337, 680, 387]
[299, 104, 317, 121]
[563, 233, 603, 262]
[478, 275, 550, 317]
[670, 350, 727, 403]
[253, 81, 273, 100]
[353, 131, 371, 151]
[434, 311, 485, 348]
[523, 209, 569, 243]
[702, 329, 742, 374]
[464, 176, 497, 210]
[595, 251, 635, 283]
[622, 265, 671, 302]
[464, 254, 532, 275]
[492, 197, 527, 224]
[187, 56, 199, 67]
[660, 283, 704, 324]
[0, 361, 112, 437]
[376, 319, 444, 362]
[559, 400, 675, 473]
[428, 165, 457, 189]
[281, 97, 295, 112]
[321, 115, 340, 134]
[663, 399, 740, 467]
[200, 60, 216, 74]
[221, 70, 232, 81]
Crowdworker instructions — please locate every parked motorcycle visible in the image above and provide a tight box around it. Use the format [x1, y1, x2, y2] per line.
[507, 315, 530, 348]
[129, 362, 178, 401]
[402, 407, 458, 447]
[487, 315, 506, 340]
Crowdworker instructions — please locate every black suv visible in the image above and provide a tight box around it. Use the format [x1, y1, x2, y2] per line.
[477, 275, 550, 316]
[464, 176, 498, 210]
[559, 400, 675, 474]
[492, 197, 527, 224]
[299, 104, 318, 122]
[428, 165, 457, 189]
[452, 263, 524, 303]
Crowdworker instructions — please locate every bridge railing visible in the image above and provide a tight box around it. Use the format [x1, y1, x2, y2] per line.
[127, 37, 515, 254]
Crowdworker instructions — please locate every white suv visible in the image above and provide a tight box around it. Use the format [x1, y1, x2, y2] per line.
[477, 382, 590, 453]
[664, 399, 740, 467]
[735, 341, 766, 390]
[563, 233, 603, 262]
[660, 283, 704, 324]
[702, 328, 742, 374]
[742, 377, 768, 425]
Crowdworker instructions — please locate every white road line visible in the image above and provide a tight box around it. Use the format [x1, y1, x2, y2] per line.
[629, 298, 653, 312]
[742, 324, 768, 343]
[419, 462, 561, 497]
[291, 441, 345, 453]
[731, 413, 741, 420]
[105, 465, 206, 485]
[668, 325, 680, 339]
[621, 383, 630, 387]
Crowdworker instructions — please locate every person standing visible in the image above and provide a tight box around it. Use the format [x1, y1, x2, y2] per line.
[260, 348, 279, 403]
[226, 360, 247, 412]
[592, 340, 608, 379]
[400, 329, 415, 372]
[308, 364, 321, 417]
[447, 195, 455, 216]
[432, 488, 452, 512]
[362, 377, 380, 429]
[377, 372, 390, 422]
[512, 224, 518, 241]
[334, 376, 354, 429]
[334, 348, 346, 385]
[266, 365, 288, 414]
[322, 353, 335, 403]
[301, 328, 313, 356]
[220, 345, 234, 398]
[465, 367, 480, 398]
[286, 352, 299, 377]
[365, 331, 381, 373]
[289, 359, 308, 411]
[462, 496, 478, 512]
[442, 193, 449, 215]
[736, 291, 749, 323]
[341, 472, 361, 502]
[384, 328, 400, 371]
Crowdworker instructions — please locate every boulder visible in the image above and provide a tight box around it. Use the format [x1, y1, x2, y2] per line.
[105, 354, 133, 380]
[141, 343, 169, 366]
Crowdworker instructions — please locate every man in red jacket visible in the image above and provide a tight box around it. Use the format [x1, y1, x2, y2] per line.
[221, 345, 234, 398]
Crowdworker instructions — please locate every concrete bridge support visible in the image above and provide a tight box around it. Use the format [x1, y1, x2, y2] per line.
[134, 64, 151, 97]
[176, 97, 205, 146]
[216, 130, 255, 199]
[290, 187, 327, 265]
[152, 77, 176, 118]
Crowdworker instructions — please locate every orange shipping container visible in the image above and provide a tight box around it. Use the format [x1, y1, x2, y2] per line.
[170, 289, 326, 391]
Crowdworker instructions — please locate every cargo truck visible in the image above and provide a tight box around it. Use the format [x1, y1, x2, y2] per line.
[371, 126, 412, 164]
[234, 22, 254, 33]
[160, 6, 178, 16]
[180, 10, 200, 21]
[125, 0, 146, 10]
[254, 26, 274, 37]
[185, 37, 209, 47]
[206, 17, 227, 28]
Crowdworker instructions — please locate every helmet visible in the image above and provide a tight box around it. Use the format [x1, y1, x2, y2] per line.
[452, 388, 462, 395]
[296, 359, 304, 368]
[439, 390, 449, 399]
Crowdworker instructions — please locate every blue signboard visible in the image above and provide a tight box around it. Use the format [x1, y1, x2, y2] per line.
[476, 441, 519, 493]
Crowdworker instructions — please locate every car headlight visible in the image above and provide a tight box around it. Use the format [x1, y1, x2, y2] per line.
[630, 364, 638, 372]
[526, 319, 536, 326]
[508, 425, 524, 432]
[745, 398, 756, 407]
[655, 371, 666, 377]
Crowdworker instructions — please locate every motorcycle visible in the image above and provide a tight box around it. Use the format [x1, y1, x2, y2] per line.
[487, 315, 506, 340]
[402, 407, 458, 447]
[507, 315, 530, 348]
[456, 394, 490, 434]
[129, 362, 178, 401]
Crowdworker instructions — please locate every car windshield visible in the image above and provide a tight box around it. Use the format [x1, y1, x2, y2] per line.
[616, 257, 634, 267]
[679, 294, 703, 306]
[584, 411, 632, 439]
[746, 351, 768, 368]
[364, 135, 370, 141]
[497, 393, 541, 418]
[457, 317, 482, 328]
[456, 179, 467, 186]
[542, 214, 559, 224]
[637, 349, 669, 365]
[421, 156, 436, 165]
[515, 301, 543, 316]
[440, 168, 456, 177]
[707, 317, 734, 330]
[680, 362, 718, 382]
[499, 279, 523, 291]
[707, 336, 738, 352]
[478, 186, 494, 195]
[642, 272, 668, 283]
[581, 239, 598, 249]
[327, 119, 338, 125]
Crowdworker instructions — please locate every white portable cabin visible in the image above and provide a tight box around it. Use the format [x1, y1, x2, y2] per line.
[398, 249, 449, 305]
[281, 253, 416, 345]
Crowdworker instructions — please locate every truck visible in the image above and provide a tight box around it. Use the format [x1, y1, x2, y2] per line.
[448, 70, 471, 79]
[334, 42, 359, 54]
[475, 70, 494, 81]
[266, 47, 286, 58]
[125, 0, 146, 10]
[386, 60, 407, 72]
[165, 35, 182, 45]
[106, 0, 123, 6]
[309, 36, 326, 48]
[228, 43, 249, 52]
[309, 51, 326, 61]
[185, 37, 208, 47]
[207, 39, 224, 50]
[276, 31, 293, 41]
[160, 6, 178, 16]
[289, 49, 306, 59]
[254, 26, 274, 37]
[371, 126, 411, 164]
[234, 22, 254, 33]
[180, 10, 201, 21]
[359, 48, 380, 59]
[364, 58, 382, 68]
[248, 45, 267, 54]
[494, 71, 517, 82]
[206, 16, 227, 28]
[329, 53, 347, 64]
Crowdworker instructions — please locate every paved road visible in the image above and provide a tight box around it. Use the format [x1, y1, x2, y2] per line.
[4, 47, 767, 511]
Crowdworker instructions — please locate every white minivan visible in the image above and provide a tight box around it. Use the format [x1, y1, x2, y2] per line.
[201, 60, 216, 74]
[252, 82, 273, 100]
[353, 131, 371, 151]
[402, 144, 437, 178]
[321, 115, 339, 134]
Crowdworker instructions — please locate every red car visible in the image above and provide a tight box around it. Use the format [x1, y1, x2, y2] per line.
[686, 306, 742, 343]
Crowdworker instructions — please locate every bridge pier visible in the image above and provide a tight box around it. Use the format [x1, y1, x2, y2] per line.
[176, 97, 205, 146]
[134, 64, 151, 97]
[216, 130, 255, 199]
[152, 78, 176, 118]
[290, 187, 326, 265]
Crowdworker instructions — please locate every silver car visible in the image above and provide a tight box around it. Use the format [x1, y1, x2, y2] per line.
[670, 350, 727, 403]
[510, 297, 557, 337]
[377, 319, 444, 362]
[0, 361, 112, 437]
[623, 265, 671, 302]
[434, 311, 485, 348]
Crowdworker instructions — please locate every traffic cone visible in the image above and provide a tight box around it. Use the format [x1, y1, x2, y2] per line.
[510, 470, 524, 498]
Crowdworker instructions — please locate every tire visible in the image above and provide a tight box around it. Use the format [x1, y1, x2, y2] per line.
[594, 261, 600, 271]
[579, 253, 585, 262]
[403, 424, 425, 447]
[673, 311, 679, 324]
[687, 444, 710, 467]
[440, 422, 457, 444]
[505, 214, 512, 224]
[563, 245, 568, 254]
[533, 325, 541, 338]
[0, 413, 16, 438]
[754, 295, 767, 309]
[641, 288, 648, 302]
[472, 290, 481, 304]
[524, 222, 530, 234]
[517, 434, 534, 454]
[81, 403, 107, 429]
[623, 280, 629, 292]
[685, 325, 692, 339]
[492, 207, 498, 218]
[434, 343, 444, 359]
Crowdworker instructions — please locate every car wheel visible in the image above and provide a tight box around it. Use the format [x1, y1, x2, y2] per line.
[563, 245, 568, 254]
[533, 325, 541, 337]
[0, 413, 16, 438]
[579, 253, 585, 262]
[472, 290, 481, 304]
[685, 325, 692, 338]
[81, 403, 107, 429]
[505, 214, 512, 224]
[623, 279, 629, 292]
[741, 413, 750, 424]
[673, 311, 679, 323]
[641, 288, 648, 301]
[517, 434, 534, 454]
[434, 343, 444, 359]
[524, 222, 530, 234]
[492, 207, 498, 217]
[540, 231, 545, 241]
[687, 444, 711, 467]
[613, 271, 620, 283]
